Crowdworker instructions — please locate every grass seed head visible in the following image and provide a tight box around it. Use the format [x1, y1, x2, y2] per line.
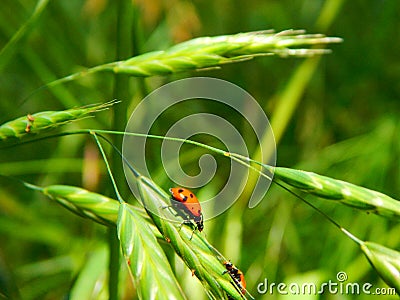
[361, 241, 400, 293]
[0, 100, 118, 143]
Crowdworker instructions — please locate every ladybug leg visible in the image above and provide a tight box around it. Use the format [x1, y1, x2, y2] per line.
[161, 206, 190, 231]
[229, 283, 246, 300]
[177, 218, 191, 231]
[177, 222, 184, 231]
[161, 205, 174, 213]
[189, 227, 196, 240]
[176, 219, 197, 240]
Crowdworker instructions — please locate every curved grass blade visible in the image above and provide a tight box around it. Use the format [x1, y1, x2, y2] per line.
[0, 0, 50, 72]
[0, 100, 119, 144]
[266, 166, 400, 220]
[117, 202, 186, 300]
[45, 30, 342, 87]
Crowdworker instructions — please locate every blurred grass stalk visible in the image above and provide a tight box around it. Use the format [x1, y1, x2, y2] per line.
[108, 0, 134, 299]
[0, 0, 49, 72]
[0, 0, 81, 113]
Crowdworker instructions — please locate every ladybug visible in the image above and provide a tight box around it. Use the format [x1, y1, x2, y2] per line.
[223, 261, 247, 297]
[169, 187, 204, 232]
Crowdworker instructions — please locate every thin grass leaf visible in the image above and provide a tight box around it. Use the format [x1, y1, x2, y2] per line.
[117, 203, 186, 300]
[46, 30, 342, 87]
[0, 100, 118, 143]
[135, 175, 244, 300]
[0, 0, 50, 72]
[269, 167, 400, 220]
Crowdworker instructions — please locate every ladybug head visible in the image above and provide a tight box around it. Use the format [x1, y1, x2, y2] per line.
[196, 221, 204, 232]
[224, 261, 233, 270]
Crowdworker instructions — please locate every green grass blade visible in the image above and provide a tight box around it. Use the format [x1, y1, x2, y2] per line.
[269, 166, 400, 220]
[0, 0, 50, 72]
[117, 203, 186, 300]
[360, 241, 400, 293]
[46, 30, 342, 87]
[0, 255, 22, 300]
[0, 100, 119, 144]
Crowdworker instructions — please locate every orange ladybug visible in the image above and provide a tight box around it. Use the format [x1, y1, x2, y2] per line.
[223, 261, 246, 296]
[169, 187, 204, 232]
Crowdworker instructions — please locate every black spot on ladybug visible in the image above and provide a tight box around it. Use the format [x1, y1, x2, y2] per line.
[178, 189, 184, 193]
[190, 193, 194, 198]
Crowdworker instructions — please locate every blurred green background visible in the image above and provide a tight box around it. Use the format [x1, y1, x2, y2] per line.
[0, 0, 399, 299]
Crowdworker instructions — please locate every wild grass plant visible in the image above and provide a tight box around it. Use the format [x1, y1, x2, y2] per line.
[1, 1, 399, 300]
